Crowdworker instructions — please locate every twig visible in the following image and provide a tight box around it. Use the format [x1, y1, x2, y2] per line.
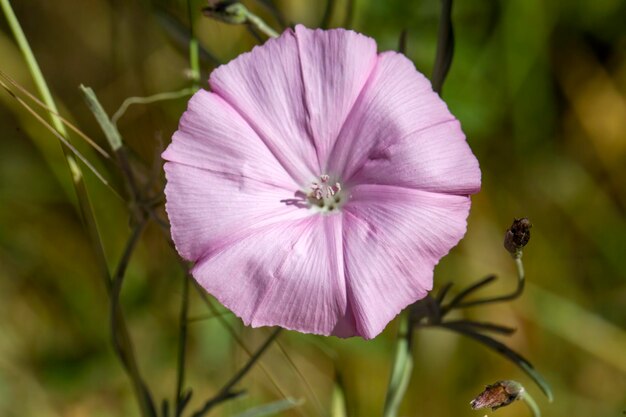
[109, 220, 157, 417]
[439, 274, 497, 314]
[453, 258, 525, 309]
[0, 80, 114, 190]
[112, 88, 196, 125]
[174, 274, 191, 417]
[0, 70, 110, 159]
[191, 328, 283, 417]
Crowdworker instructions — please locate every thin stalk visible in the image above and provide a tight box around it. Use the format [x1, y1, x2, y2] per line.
[454, 255, 525, 309]
[2, 0, 69, 139]
[173, 3, 199, 415]
[191, 283, 288, 401]
[246, 11, 279, 38]
[0, 5, 156, 414]
[187, 310, 233, 323]
[521, 391, 541, 417]
[0, 0, 114, 328]
[174, 275, 190, 417]
[440, 274, 497, 314]
[110, 220, 157, 417]
[191, 328, 283, 417]
[0, 70, 110, 158]
[0, 0, 119, 225]
[0, 0, 111, 296]
[0, 80, 113, 189]
[252, 0, 288, 29]
[275, 340, 327, 417]
[112, 88, 195, 125]
[382, 311, 414, 417]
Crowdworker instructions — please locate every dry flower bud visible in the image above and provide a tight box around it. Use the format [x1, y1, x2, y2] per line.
[503, 217, 532, 255]
[470, 380, 524, 411]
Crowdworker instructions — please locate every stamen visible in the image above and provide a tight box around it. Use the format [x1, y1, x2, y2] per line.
[308, 174, 344, 213]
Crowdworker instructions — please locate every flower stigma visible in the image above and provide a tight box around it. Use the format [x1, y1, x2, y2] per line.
[307, 174, 344, 213]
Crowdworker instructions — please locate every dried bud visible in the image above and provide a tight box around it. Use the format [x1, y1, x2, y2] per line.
[202, 1, 248, 25]
[470, 380, 524, 411]
[503, 217, 532, 255]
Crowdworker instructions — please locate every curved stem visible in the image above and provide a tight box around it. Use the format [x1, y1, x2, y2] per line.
[382, 311, 414, 417]
[246, 11, 279, 38]
[521, 390, 541, 417]
[191, 328, 282, 417]
[454, 254, 525, 309]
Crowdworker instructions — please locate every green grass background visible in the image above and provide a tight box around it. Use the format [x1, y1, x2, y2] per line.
[0, 0, 625, 416]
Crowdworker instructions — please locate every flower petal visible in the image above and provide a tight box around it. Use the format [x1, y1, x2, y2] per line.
[163, 162, 308, 262]
[342, 184, 472, 339]
[162, 89, 296, 190]
[294, 25, 378, 166]
[209, 29, 318, 185]
[192, 214, 348, 336]
[327, 51, 479, 195]
[350, 119, 481, 194]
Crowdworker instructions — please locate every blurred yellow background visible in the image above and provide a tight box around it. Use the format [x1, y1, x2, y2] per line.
[0, 0, 625, 416]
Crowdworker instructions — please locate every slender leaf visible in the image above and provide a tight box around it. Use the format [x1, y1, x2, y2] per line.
[439, 320, 517, 336]
[446, 325, 553, 401]
[431, 0, 455, 93]
[80, 85, 123, 151]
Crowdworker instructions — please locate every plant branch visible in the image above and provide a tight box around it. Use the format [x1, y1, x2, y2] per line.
[382, 311, 414, 417]
[191, 328, 283, 417]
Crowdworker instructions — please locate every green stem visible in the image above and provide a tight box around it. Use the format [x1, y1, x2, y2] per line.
[0, 0, 110, 285]
[1, 4, 156, 416]
[174, 275, 190, 417]
[521, 391, 541, 417]
[191, 328, 283, 417]
[246, 11, 279, 38]
[172, 4, 199, 416]
[382, 311, 414, 417]
[187, 0, 201, 87]
[1, 0, 66, 137]
[110, 220, 157, 417]
[112, 88, 196, 125]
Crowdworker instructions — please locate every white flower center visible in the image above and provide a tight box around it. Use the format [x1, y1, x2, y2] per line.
[308, 175, 344, 213]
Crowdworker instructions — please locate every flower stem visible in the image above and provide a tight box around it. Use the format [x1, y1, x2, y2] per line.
[191, 328, 283, 417]
[187, 0, 201, 87]
[521, 390, 542, 417]
[174, 274, 190, 417]
[382, 311, 414, 417]
[0, 0, 110, 285]
[455, 253, 526, 308]
[246, 11, 279, 38]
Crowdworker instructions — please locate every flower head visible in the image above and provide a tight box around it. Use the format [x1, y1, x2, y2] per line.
[162, 25, 481, 339]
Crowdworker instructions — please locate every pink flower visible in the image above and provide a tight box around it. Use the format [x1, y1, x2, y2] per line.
[162, 25, 480, 339]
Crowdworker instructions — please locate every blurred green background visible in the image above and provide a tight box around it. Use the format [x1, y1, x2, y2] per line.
[1, 0, 625, 416]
